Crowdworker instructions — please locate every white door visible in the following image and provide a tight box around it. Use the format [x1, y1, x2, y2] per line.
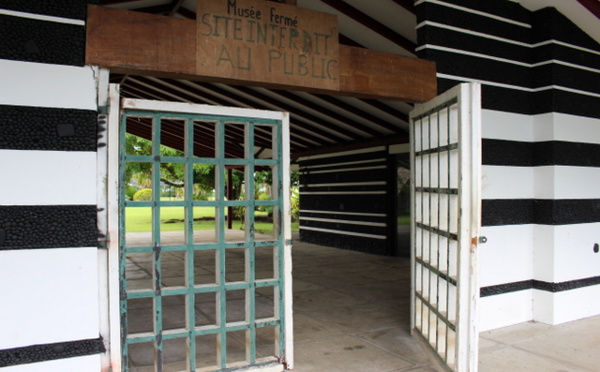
[409, 83, 481, 372]
[106, 84, 293, 372]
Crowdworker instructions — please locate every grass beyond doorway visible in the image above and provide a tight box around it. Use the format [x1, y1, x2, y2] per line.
[125, 206, 299, 233]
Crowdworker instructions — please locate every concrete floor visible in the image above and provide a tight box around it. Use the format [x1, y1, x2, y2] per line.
[125, 231, 600, 371]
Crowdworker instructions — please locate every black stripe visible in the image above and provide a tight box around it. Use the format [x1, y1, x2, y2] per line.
[482, 199, 600, 226]
[483, 139, 600, 167]
[301, 194, 388, 214]
[0, 337, 105, 367]
[0, 0, 94, 20]
[0, 105, 98, 152]
[0, 205, 99, 250]
[299, 229, 388, 255]
[0, 15, 85, 66]
[481, 276, 600, 297]
[532, 7, 600, 51]
[300, 167, 388, 185]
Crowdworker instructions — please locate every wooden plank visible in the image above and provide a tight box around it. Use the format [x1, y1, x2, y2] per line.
[85, 5, 437, 102]
[196, 0, 339, 91]
[86, 6, 196, 76]
[339, 46, 437, 103]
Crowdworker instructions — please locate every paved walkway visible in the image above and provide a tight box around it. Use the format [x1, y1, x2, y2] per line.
[125, 231, 600, 371]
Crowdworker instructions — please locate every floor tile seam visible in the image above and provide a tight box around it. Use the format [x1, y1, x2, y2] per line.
[508, 344, 598, 372]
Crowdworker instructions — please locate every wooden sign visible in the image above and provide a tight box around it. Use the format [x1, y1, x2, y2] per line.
[196, 0, 340, 90]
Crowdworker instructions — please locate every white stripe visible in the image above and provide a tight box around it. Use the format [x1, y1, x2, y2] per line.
[301, 181, 386, 187]
[299, 226, 386, 240]
[0, 8, 85, 26]
[415, 0, 531, 28]
[0, 150, 97, 205]
[301, 209, 386, 217]
[482, 110, 600, 145]
[300, 216, 386, 227]
[438, 73, 600, 98]
[0, 60, 98, 110]
[300, 165, 387, 175]
[301, 191, 386, 195]
[300, 158, 386, 170]
[0, 248, 100, 349]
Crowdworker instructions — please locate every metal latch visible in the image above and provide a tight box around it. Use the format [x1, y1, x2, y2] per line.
[478, 236, 487, 244]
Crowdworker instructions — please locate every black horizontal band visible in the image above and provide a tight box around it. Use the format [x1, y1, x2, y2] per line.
[482, 199, 600, 226]
[0, 337, 105, 367]
[481, 275, 600, 297]
[0, 105, 98, 152]
[0, 205, 99, 250]
[483, 139, 600, 168]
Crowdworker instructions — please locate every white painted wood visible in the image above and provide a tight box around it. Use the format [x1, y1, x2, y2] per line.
[95, 71, 111, 372]
[281, 111, 294, 370]
[0, 60, 97, 110]
[458, 82, 481, 372]
[0, 150, 96, 205]
[121, 98, 285, 121]
[410, 83, 482, 371]
[106, 84, 122, 372]
[479, 291, 533, 332]
[0, 248, 99, 349]
[1, 355, 102, 372]
[479, 225, 534, 287]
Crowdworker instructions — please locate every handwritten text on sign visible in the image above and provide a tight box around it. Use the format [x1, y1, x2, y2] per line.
[197, 0, 340, 90]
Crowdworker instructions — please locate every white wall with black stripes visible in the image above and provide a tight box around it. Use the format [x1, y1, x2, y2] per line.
[0, 1, 105, 370]
[416, 0, 600, 330]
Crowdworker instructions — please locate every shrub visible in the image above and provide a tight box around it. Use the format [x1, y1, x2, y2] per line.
[132, 188, 153, 201]
[125, 185, 139, 200]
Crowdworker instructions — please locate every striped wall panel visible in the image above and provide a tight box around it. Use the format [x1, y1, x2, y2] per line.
[0, 1, 103, 369]
[298, 147, 395, 255]
[417, 0, 600, 327]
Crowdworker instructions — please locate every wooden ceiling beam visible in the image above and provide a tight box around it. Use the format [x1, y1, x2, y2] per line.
[269, 90, 382, 138]
[311, 93, 406, 133]
[160, 79, 324, 149]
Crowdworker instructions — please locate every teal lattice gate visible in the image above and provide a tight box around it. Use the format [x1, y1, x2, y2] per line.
[115, 97, 292, 372]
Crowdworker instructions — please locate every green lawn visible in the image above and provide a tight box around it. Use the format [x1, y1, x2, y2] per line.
[125, 206, 299, 233]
